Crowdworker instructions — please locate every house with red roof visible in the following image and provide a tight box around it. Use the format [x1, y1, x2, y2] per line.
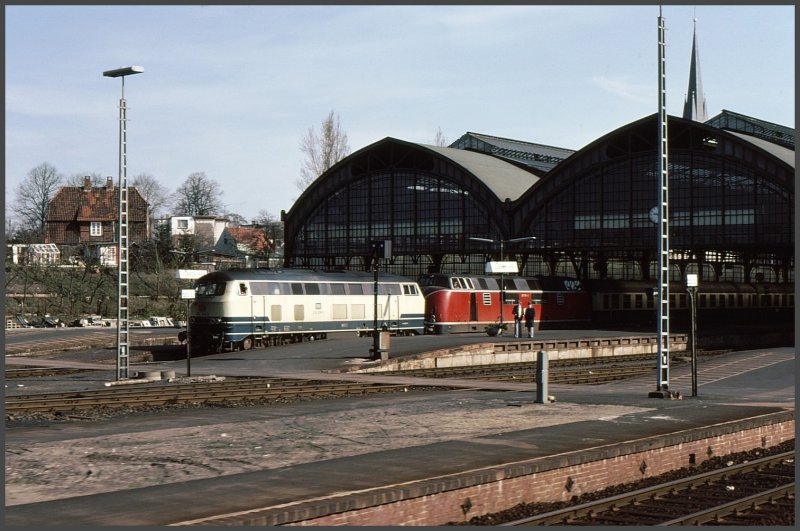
[45, 176, 149, 266]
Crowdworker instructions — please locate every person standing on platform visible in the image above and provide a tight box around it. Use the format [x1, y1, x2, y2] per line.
[512, 301, 524, 338]
[524, 302, 536, 338]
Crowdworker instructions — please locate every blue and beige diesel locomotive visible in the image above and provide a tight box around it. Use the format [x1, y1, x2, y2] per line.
[188, 268, 426, 354]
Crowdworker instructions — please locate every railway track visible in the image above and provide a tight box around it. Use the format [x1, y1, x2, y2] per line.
[4, 351, 728, 417]
[5, 367, 87, 379]
[379, 351, 727, 384]
[504, 452, 795, 526]
[4, 377, 431, 416]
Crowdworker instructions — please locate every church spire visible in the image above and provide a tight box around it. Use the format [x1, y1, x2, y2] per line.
[683, 18, 708, 122]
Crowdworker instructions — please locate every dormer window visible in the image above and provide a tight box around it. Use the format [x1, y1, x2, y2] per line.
[90, 222, 102, 237]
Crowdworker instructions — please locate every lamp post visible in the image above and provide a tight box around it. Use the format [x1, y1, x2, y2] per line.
[469, 236, 536, 327]
[686, 273, 699, 397]
[104, 65, 143, 381]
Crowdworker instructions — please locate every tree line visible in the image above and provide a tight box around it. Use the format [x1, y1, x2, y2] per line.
[8, 111, 449, 245]
[6, 111, 360, 244]
[5, 113, 449, 321]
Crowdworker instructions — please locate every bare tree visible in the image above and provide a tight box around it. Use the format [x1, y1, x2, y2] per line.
[252, 209, 278, 226]
[296, 110, 351, 192]
[13, 162, 63, 239]
[172, 172, 223, 216]
[252, 209, 284, 262]
[433, 127, 449, 147]
[131, 173, 170, 217]
[64, 172, 106, 187]
[225, 212, 247, 227]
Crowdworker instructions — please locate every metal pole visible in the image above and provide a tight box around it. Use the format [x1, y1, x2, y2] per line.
[115, 79, 130, 381]
[689, 287, 697, 396]
[186, 298, 192, 377]
[372, 252, 379, 359]
[104, 66, 143, 382]
[499, 240, 505, 327]
[654, 7, 671, 394]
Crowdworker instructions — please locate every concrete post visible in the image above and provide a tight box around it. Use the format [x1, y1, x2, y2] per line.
[536, 350, 548, 403]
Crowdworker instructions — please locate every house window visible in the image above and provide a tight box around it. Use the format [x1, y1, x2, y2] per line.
[90, 222, 102, 237]
[177, 219, 189, 230]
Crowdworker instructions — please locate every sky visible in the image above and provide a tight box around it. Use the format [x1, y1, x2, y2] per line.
[5, 4, 795, 223]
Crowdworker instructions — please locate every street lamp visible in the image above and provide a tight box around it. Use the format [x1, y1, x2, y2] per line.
[469, 236, 536, 327]
[686, 273, 699, 397]
[104, 65, 143, 381]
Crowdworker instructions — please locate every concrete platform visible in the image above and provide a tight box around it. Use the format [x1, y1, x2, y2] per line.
[4, 346, 794, 526]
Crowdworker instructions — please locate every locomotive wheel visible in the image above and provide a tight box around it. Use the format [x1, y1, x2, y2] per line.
[241, 336, 253, 350]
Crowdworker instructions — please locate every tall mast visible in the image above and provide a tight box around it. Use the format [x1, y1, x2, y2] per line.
[653, 5, 671, 396]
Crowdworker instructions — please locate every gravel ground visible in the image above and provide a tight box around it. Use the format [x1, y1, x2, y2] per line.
[5, 391, 651, 506]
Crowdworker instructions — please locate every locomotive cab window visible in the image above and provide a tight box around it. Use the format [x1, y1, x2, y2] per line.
[239, 283, 247, 295]
[196, 282, 226, 296]
[402, 284, 418, 295]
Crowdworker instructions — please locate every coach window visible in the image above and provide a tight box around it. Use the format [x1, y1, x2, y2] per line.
[304, 283, 321, 295]
[623, 294, 631, 309]
[379, 284, 402, 295]
[291, 283, 304, 295]
[239, 283, 247, 295]
[331, 283, 346, 295]
[349, 283, 364, 295]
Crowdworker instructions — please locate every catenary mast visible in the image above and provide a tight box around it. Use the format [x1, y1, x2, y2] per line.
[652, 6, 671, 396]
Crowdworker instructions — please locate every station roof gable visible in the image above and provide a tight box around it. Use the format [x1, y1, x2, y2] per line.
[419, 142, 540, 202]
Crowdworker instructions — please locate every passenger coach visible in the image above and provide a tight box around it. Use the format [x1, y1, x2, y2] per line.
[189, 269, 425, 354]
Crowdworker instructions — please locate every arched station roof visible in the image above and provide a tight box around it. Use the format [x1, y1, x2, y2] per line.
[283, 112, 793, 282]
[283, 137, 540, 270]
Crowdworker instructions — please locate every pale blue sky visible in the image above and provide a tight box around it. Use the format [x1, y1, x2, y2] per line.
[5, 4, 795, 222]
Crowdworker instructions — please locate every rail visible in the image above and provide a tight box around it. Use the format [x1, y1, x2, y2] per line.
[504, 452, 795, 526]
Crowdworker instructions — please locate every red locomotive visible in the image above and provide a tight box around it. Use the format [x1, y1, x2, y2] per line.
[418, 273, 592, 334]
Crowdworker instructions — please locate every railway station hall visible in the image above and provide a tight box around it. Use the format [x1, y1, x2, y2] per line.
[283, 110, 794, 284]
[281, 22, 794, 321]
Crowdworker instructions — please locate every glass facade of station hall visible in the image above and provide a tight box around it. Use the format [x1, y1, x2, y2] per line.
[284, 113, 794, 285]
